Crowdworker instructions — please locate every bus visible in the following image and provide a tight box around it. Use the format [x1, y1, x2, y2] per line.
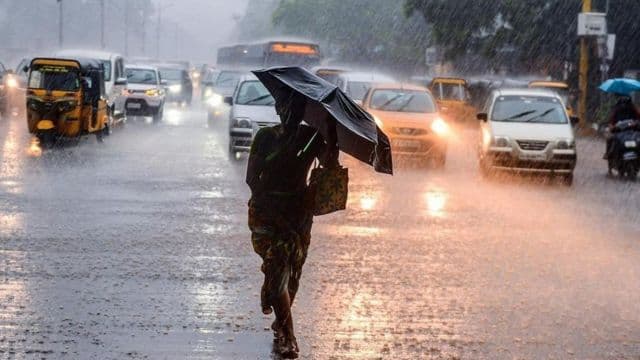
[217, 40, 322, 69]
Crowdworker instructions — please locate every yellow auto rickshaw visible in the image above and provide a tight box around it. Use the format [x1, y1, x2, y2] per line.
[528, 80, 575, 117]
[429, 77, 476, 124]
[26, 57, 109, 147]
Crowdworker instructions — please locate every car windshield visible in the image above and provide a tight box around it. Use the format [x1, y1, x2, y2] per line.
[492, 95, 568, 124]
[159, 68, 183, 81]
[346, 81, 372, 101]
[235, 80, 275, 106]
[435, 82, 468, 101]
[126, 68, 157, 85]
[28, 64, 80, 91]
[370, 89, 437, 113]
[215, 71, 241, 88]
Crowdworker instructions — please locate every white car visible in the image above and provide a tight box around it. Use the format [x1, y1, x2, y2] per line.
[225, 75, 279, 157]
[121, 65, 166, 122]
[335, 71, 395, 104]
[477, 88, 578, 185]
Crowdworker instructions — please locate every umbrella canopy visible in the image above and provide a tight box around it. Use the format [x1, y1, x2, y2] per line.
[599, 78, 640, 96]
[253, 66, 392, 174]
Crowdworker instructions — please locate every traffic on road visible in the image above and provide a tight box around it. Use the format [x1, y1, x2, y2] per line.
[1, 1, 639, 359]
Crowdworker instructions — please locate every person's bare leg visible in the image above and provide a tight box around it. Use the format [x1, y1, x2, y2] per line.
[273, 291, 298, 357]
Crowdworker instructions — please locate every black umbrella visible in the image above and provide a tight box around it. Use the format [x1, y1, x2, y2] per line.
[252, 66, 393, 175]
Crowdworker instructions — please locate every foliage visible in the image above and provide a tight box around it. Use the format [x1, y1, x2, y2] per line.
[271, 0, 430, 72]
[405, 0, 640, 75]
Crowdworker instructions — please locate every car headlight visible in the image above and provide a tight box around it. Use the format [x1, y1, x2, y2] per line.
[491, 136, 511, 148]
[232, 117, 252, 129]
[203, 88, 214, 98]
[207, 93, 223, 107]
[431, 117, 449, 136]
[145, 89, 160, 97]
[169, 84, 182, 93]
[556, 138, 575, 150]
[6, 76, 18, 88]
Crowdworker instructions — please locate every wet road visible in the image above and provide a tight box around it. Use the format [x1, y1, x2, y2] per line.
[1, 107, 639, 359]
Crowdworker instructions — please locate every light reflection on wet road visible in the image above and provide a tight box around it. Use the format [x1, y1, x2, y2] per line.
[0, 107, 639, 359]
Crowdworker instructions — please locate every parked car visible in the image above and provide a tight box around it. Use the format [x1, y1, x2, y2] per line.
[335, 71, 395, 104]
[157, 64, 192, 105]
[225, 74, 278, 157]
[122, 65, 166, 123]
[477, 88, 578, 185]
[362, 83, 449, 168]
[55, 50, 127, 126]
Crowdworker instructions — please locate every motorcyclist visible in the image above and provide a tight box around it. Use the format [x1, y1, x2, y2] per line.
[605, 96, 640, 159]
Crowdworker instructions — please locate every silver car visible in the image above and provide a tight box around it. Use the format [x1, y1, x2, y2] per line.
[225, 75, 279, 157]
[121, 65, 166, 122]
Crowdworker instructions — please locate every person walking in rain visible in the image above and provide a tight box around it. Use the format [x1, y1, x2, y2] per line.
[246, 95, 338, 358]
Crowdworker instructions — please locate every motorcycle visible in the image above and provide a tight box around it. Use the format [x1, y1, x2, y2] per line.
[607, 119, 640, 180]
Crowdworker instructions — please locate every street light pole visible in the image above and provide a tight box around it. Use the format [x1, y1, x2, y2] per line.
[100, 0, 105, 49]
[156, 5, 161, 58]
[124, 1, 129, 56]
[578, 0, 592, 129]
[57, 0, 64, 48]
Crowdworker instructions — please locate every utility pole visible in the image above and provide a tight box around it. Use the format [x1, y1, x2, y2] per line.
[124, 0, 129, 56]
[578, 0, 592, 129]
[57, 0, 64, 48]
[100, 0, 105, 49]
[142, 2, 148, 55]
[156, 5, 161, 59]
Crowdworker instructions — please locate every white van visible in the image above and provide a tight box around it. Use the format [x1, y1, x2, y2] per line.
[55, 50, 127, 124]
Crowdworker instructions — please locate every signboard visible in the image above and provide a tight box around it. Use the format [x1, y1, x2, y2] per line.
[577, 12, 607, 36]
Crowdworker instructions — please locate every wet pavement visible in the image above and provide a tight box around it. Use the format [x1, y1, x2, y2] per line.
[1, 107, 639, 359]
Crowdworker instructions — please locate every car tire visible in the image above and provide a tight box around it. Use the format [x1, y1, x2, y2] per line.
[152, 106, 163, 123]
[479, 158, 491, 179]
[561, 173, 574, 186]
[433, 152, 446, 169]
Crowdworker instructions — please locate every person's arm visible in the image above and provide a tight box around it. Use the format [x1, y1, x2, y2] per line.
[246, 129, 271, 195]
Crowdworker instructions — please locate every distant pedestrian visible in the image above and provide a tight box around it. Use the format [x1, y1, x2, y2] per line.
[605, 96, 640, 158]
[246, 95, 338, 358]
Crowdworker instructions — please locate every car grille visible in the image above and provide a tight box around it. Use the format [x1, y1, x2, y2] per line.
[391, 127, 428, 136]
[517, 140, 549, 151]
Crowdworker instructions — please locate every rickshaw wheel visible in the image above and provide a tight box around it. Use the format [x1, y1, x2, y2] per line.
[96, 130, 104, 143]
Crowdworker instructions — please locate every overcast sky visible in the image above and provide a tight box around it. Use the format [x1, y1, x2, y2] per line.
[156, 0, 249, 62]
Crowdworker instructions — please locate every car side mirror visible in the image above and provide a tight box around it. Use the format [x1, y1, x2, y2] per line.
[22, 66, 29, 73]
[114, 77, 127, 86]
[570, 116, 580, 127]
[160, 79, 168, 86]
[224, 96, 233, 106]
[477, 112, 488, 122]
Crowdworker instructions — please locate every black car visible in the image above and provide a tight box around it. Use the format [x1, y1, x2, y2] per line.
[158, 65, 193, 105]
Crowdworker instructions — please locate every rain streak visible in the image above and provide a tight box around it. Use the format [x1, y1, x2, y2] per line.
[0, 0, 639, 359]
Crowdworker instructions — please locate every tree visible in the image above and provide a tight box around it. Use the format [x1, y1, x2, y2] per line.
[271, 0, 430, 73]
[405, 0, 640, 76]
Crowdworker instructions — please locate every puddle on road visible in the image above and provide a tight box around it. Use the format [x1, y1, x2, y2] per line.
[424, 189, 448, 218]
